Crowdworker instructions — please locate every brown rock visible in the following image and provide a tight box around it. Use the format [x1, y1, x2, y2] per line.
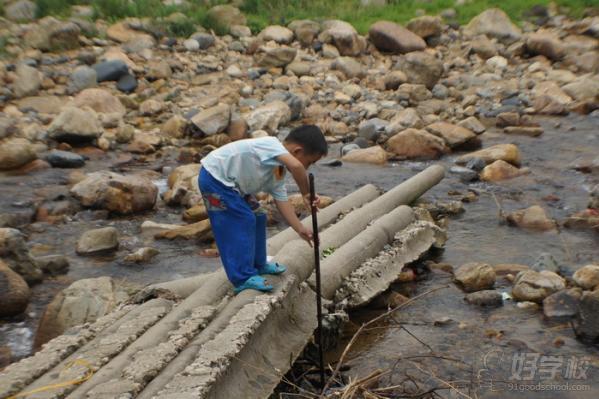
[506, 205, 557, 231]
[369, 20, 426, 54]
[386, 128, 448, 159]
[503, 126, 544, 137]
[183, 204, 208, 223]
[161, 115, 187, 139]
[0, 138, 37, 170]
[493, 263, 530, 276]
[319, 20, 364, 56]
[73, 88, 126, 115]
[564, 209, 599, 231]
[526, 32, 564, 61]
[0, 260, 31, 317]
[341, 145, 388, 165]
[399, 51, 443, 89]
[155, 220, 212, 240]
[512, 270, 565, 303]
[456, 144, 521, 166]
[573, 264, 599, 290]
[406, 15, 442, 39]
[480, 160, 525, 182]
[227, 116, 248, 141]
[384, 70, 407, 90]
[464, 8, 522, 43]
[425, 122, 476, 148]
[454, 262, 496, 292]
[496, 112, 520, 127]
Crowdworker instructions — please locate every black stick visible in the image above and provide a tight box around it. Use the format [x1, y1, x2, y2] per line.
[309, 173, 326, 389]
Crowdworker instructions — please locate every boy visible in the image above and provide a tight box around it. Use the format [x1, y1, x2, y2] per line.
[198, 125, 327, 294]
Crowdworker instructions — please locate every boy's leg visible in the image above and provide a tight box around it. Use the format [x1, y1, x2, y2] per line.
[253, 211, 267, 269]
[198, 168, 257, 286]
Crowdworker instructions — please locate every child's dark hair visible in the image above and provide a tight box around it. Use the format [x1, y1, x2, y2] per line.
[284, 125, 328, 156]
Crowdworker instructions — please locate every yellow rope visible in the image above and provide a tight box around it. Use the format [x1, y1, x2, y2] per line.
[6, 359, 94, 399]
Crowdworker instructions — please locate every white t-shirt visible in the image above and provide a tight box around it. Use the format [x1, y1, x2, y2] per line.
[200, 137, 289, 201]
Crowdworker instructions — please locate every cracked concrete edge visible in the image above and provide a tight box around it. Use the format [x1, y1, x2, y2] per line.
[13, 299, 174, 399]
[0, 305, 136, 398]
[337, 221, 447, 307]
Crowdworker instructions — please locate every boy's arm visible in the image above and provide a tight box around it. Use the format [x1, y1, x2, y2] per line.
[275, 199, 313, 245]
[276, 154, 309, 197]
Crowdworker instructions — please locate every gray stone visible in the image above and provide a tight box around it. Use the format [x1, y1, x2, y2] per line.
[531, 253, 560, 273]
[48, 107, 103, 143]
[576, 290, 599, 340]
[0, 260, 30, 317]
[543, 288, 581, 319]
[465, 290, 503, 307]
[512, 270, 565, 303]
[190, 32, 215, 49]
[5, 0, 37, 22]
[465, 157, 486, 172]
[183, 38, 200, 51]
[190, 104, 231, 136]
[67, 66, 97, 94]
[93, 60, 129, 82]
[332, 56, 365, 79]
[13, 63, 41, 98]
[399, 51, 443, 89]
[358, 118, 388, 141]
[33, 255, 69, 276]
[0, 228, 43, 284]
[44, 150, 86, 168]
[116, 74, 137, 93]
[369, 20, 426, 54]
[341, 143, 360, 156]
[76, 227, 119, 255]
[449, 166, 478, 182]
[464, 8, 522, 43]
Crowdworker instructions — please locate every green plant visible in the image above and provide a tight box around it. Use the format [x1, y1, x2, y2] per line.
[36, 0, 79, 17]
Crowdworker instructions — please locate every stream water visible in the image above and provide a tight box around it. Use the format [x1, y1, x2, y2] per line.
[0, 114, 597, 397]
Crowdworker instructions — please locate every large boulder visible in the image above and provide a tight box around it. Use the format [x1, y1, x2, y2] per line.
[73, 88, 126, 115]
[369, 21, 426, 54]
[13, 63, 41, 98]
[0, 138, 36, 170]
[48, 107, 103, 143]
[24, 16, 81, 51]
[454, 262, 496, 292]
[512, 270, 565, 303]
[573, 264, 599, 290]
[70, 171, 158, 215]
[190, 104, 232, 136]
[506, 205, 557, 231]
[34, 276, 131, 348]
[386, 128, 449, 159]
[464, 8, 522, 43]
[255, 45, 297, 67]
[398, 51, 443, 89]
[341, 145, 388, 165]
[0, 260, 31, 317]
[0, 228, 42, 284]
[244, 101, 291, 134]
[76, 227, 119, 255]
[319, 20, 364, 56]
[456, 144, 521, 166]
[425, 122, 476, 148]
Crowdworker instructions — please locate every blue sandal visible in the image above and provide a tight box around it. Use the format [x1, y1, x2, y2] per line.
[234, 275, 273, 294]
[256, 262, 287, 275]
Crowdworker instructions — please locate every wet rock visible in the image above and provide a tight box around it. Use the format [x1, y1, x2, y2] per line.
[564, 209, 599, 231]
[116, 74, 137, 93]
[245, 101, 291, 134]
[0, 228, 43, 284]
[543, 288, 581, 319]
[255, 45, 297, 68]
[33, 254, 69, 276]
[155, 220, 212, 240]
[24, 16, 81, 51]
[512, 270, 565, 303]
[531, 253, 560, 273]
[67, 66, 97, 94]
[5, 0, 37, 22]
[454, 262, 496, 292]
[341, 143, 360, 156]
[506, 205, 556, 231]
[386, 128, 449, 159]
[182, 204, 208, 223]
[573, 264, 599, 290]
[480, 160, 525, 182]
[71, 171, 158, 214]
[369, 20, 426, 54]
[190, 104, 231, 136]
[576, 290, 599, 341]
[0, 346, 11, 369]
[358, 118, 388, 141]
[48, 107, 103, 143]
[76, 227, 119, 255]
[92, 60, 129, 83]
[206, 4, 246, 30]
[0, 260, 30, 317]
[526, 32, 564, 61]
[456, 144, 521, 166]
[0, 138, 37, 170]
[399, 51, 443, 89]
[464, 8, 522, 43]
[319, 20, 363, 56]
[449, 166, 479, 182]
[341, 145, 388, 165]
[124, 247, 159, 264]
[44, 150, 86, 168]
[34, 276, 131, 348]
[465, 290, 503, 307]
[73, 88, 126, 115]
[425, 122, 476, 148]
[493, 263, 530, 276]
[13, 63, 41, 98]
[504, 126, 544, 137]
[406, 15, 442, 39]
[332, 56, 365, 79]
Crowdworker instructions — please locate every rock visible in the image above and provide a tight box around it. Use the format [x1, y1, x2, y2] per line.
[480, 160, 524, 182]
[456, 144, 521, 166]
[526, 32, 564, 61]
[17, 95, 64, 114]
[359, 118, 388, 141]
[319, 20, 363, 56]
[116, 123, 135, 143]
[48, 107, 103, 143]
[255, 45, 297, 67]
[184, 38, 200, 51]
[0, 138, 37, 170]
[341, 145, 388, 165]
[341, 143, 360, 156]
[0, 346, 11, 369]
[0, 228, 43, 284]
[454, 262, 496, 292]
[5, 0, 37, 22]
[562, 77, 599, 102]
[139, 99, 164, 116]
[496, 112, 520, 127]
[465, 290, 503, 307]
[331, 56, 365, 79]
[369, 20, 426, 54]
[92, 60, 129, 82]
[493, 263, 530, 276]
[206, 5, 246, 31]
[449, 166, 479, 182]
[183, 204, 208, 223]
[67, 66, 97, 93]
[464, 8, 522, 43]
[512, 270, 565, 302]
[24, 17, 81, 51]
[123, 35, 155, 53]
[384, 70, 408, 90]
[286, 61, 312, 77]
[34, 276, 130, 348]
[0, 260, 30, 317]
[470, 35, 498, 59]
[164, 164, 201, 206]
[564, 209, 599, 231]
[116, 74, 137, 93]
[70, 171, 158, 215]
[576, 290, 599, 340]
[386, 108, 423, 134]
[504, 126, 544, 137]
[425, 122, 476, 148]
[398, 52, 443, 90]
[33, 255, 69, 276]
[506, 205, 556, 231]
[406, 15, 442, 39]
[13, 63, 41, 98]
[190, 104, 231, 136]
[106, 21, 145, 42]
[124, 247, 159, 264]
[458, 116, 485, 134]
[244, 101, 291, 134]
[155, 220, 212, 240]
[386, 128, 448, 159]
[162, 115, 187, 139]
[44, 150, 86, 168]
[543, 289, 581, 319]
[76, 227, 119, 255]
[146, 60, 172, 81]
[259, 25, 294, 44]
[289, 20, 319, 46]
[73, 88, 126, 115]
[189, 32, 215, 49]
[230, 24, 252, 38]
[532, 81, 572, 115]
[573, 264, 599, 290]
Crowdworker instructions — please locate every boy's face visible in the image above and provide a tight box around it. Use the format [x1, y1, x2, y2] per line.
[291, 147, 323, 169]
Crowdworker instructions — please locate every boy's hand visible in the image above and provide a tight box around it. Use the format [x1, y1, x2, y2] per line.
[303, 193, 320, 211]
[296, 225, 313, 246]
